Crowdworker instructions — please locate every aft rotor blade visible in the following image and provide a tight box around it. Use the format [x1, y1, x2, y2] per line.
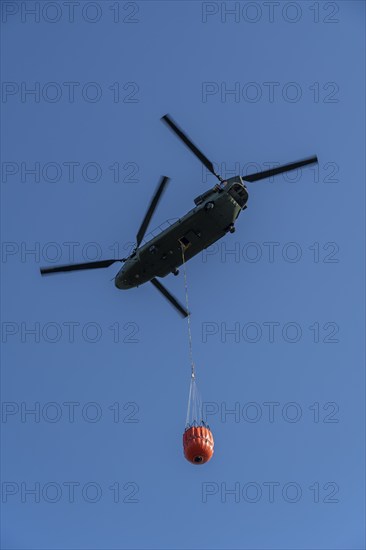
[162, 114, 221, 182]
[40, 259, 124, 276]
[136, 176, 169, 248]
[242, 156, 318, 182]
[150, 277, 189, 318]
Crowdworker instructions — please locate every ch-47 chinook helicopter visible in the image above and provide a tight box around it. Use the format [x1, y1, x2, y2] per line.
[41, 114, 318, 317]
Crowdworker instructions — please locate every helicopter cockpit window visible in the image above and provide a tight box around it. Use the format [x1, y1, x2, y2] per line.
[228, 183, 248, 208]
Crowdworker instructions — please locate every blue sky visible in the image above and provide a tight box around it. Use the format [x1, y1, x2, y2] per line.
[1, 1, 365, 549]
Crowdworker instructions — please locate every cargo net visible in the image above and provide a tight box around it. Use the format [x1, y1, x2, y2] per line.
[185, 374, 209, 431]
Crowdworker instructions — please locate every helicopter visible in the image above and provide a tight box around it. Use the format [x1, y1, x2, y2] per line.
[40, 114, 318, 317]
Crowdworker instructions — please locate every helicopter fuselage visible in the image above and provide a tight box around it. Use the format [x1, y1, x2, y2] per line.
[115, 176, 248, 289]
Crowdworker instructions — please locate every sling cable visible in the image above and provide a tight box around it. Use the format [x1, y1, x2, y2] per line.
[181, 245, 214, 465]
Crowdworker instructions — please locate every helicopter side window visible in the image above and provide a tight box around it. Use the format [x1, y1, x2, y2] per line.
[228, 184, 248, 208]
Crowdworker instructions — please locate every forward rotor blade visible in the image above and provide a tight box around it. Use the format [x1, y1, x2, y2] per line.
[40, 259, 124, 276]
[136, 176, 169, 248]
[162, 114, 221, 181]
[150, 277, 189, 318]
[242, 156, 318, 182]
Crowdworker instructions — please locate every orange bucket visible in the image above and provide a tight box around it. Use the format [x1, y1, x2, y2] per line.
[183, 425, 214, 465]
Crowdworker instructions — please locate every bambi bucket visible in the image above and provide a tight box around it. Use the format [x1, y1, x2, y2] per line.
[183, 425, 214, 465]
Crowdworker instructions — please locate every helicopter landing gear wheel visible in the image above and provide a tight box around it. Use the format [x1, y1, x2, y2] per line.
[229, 224, 236, 234]
[172, 268, 179, 276]
[205, 201, 214, 211]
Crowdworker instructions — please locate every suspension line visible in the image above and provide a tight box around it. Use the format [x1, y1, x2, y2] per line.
[181, 244, 195, 380]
